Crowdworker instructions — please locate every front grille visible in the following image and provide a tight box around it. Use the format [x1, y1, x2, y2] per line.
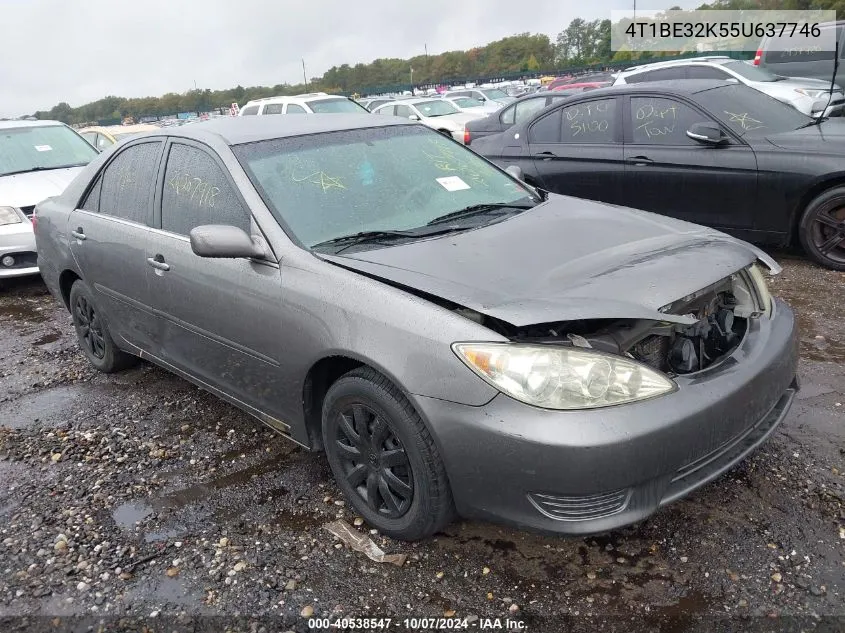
[528, 488, 630, 521]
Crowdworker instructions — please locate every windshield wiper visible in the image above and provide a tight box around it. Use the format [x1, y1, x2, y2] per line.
[312, 226, 461, 254]
[1, 163, 87, 177]
[426, 202, 537, 226]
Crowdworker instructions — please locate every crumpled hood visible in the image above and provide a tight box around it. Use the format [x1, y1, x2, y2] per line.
[319, 194, 777, 326]
[0, 167, 85, 208]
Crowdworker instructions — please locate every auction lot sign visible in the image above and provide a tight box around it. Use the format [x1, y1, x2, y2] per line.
[611, 10, 837, 53]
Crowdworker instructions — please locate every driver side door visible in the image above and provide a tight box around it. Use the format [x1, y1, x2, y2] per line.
[146, 139, 288, 428]
[622, 94, 759, 232]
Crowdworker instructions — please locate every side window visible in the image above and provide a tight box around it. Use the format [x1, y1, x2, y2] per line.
[686, 65, 729, 80]
[395, 104, 412, 118]
[560, 99, 617, 143]
[81, 132, 97, 144]
[630, 97, 706, 146]
[263, 103, 284, 115]
[499, 104, 516, 126]
[162, 144, 250, 236]
[375, 106, 394, 116]
[98, 142, 162, 224]
[241, 105, 259, 116]
[514, 98, 549, 124]
[286, 104, 307, 114]
[80, 177, 102, 213]
[529, 108, 562, 143]
[96, 134, 113, 151]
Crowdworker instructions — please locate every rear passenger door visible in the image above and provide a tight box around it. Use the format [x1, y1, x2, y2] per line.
[527, 97, 626, 204]
[147, 140, 287, 425]
[69, 140, 163, 351]
[622, 94, 758, 230]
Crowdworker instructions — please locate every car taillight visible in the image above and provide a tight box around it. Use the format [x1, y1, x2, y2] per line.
[753, 49, 762, 65]
[31, 210, 37, 233]
[464, 127, 470, 145]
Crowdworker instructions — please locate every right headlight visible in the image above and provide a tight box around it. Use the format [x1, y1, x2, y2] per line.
[0, 206, 23, 226]
[452, 342, 677, 410]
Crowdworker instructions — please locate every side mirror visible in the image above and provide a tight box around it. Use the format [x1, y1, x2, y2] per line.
[408, 114, 420, 121]
[686, 122, 727, 146]
[189, 224, 267, 259]
[505, 165, 524, 181]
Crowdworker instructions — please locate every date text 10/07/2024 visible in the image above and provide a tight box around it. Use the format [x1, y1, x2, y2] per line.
[307, 617, 527, 630]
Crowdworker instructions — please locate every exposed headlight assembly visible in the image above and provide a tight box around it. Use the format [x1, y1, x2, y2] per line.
[0, 206, 23, 226]
[452, 342, 676, 410]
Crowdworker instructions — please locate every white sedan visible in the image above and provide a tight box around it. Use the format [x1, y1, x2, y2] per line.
[440, 96, 502, 116]
[1, 120, 97, 277]
[371, 99, 482, 143]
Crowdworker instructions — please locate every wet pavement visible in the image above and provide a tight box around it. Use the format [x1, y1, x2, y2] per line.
[0, 255, 843, 633]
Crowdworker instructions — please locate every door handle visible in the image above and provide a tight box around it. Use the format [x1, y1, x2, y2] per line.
[534, 151, 557, 160]
[71, 227, 86, 240]
[626, 156, 654, 166]
[147, 255, 170, 272]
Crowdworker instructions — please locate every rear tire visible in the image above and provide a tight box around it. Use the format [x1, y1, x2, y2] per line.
[69, 281, 136, 373]
[798, 187, 845, 271]
[322, 367, 454, 541]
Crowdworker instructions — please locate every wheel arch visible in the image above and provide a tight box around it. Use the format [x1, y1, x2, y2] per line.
[58, 269, 82, 311]
[789, 173, 845, 245]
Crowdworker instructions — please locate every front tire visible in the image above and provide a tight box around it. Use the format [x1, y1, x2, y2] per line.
[69, 281, 136, 373]
[322, 367, 454, 541]
[798, 187, 845, 271]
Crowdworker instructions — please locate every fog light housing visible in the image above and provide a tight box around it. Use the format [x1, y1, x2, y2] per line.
[1, 255, 15, 267]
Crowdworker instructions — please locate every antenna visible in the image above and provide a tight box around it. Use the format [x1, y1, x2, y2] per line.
[817, 39, 839, 126]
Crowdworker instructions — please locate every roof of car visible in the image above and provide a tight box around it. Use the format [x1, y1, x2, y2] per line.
[551, 79, 736, 101]
[623, 56, 738, 73]
[243, 93, 347, 106]
[149, 113, 412, 145]
[0, 119, 66, 129]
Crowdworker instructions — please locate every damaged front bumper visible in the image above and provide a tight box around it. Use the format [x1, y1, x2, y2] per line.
[411, 298, 799, 535]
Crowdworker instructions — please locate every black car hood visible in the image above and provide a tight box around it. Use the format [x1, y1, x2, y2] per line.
[318, 195, 778, 327]
[765, 120, 845, 151]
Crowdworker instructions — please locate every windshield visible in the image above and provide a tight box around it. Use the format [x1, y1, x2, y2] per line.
[695, 84, 812, 137]
[0, 124, 97, 177]
[234, 125, 534, 250]
[307, 98, 369, 114]
[415, 100, 459, 117]
[723, 61, 779, 83]
[481, 89, 508, 100]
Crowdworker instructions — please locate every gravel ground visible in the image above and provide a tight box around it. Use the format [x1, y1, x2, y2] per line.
[0, 254, 842, 633]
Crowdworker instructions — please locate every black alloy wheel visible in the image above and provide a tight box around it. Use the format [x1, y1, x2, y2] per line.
[800, 187, 845, 271]
[68, 281, 136, 373]
[74, 293, 105, 359]
[321, 367, 454, 540]
[334, 403, 414, 518]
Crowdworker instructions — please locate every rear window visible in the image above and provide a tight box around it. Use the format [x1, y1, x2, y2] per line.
[307, 98, 368, 114]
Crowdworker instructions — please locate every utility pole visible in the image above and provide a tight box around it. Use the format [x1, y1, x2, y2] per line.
[425, 43, 428, 57]
[633, 0, 636, 19]
[410, 67, 414, 93]
[302, 59, 309, 91]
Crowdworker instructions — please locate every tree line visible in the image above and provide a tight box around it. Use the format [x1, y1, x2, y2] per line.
[33, 0, 838, 125]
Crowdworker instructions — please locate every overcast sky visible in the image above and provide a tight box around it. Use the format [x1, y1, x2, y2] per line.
[2, 0, 701, 118]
